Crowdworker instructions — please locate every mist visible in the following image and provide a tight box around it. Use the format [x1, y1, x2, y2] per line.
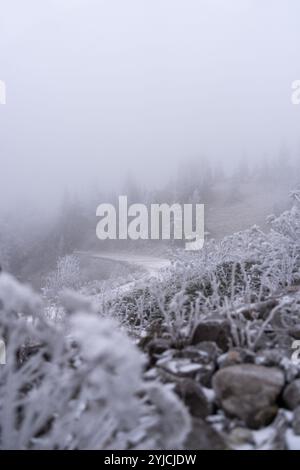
[1, 0, 300, 211]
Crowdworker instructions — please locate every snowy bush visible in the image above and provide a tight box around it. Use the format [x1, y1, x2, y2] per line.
[43, 255, 83, 298]
[0, 273, 190, 450]
[105, 190, 300, 347]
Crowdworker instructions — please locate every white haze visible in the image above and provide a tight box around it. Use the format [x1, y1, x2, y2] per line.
[0, 0, 300, 210]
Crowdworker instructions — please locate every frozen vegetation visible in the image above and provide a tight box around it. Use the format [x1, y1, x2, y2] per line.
[1, 189, 300, 449]
[2, 0, 300, 453]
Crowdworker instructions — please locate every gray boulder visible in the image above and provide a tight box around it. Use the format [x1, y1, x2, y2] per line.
[213, 364, 285, 429]
[191, 319, 231, 352]
[184, 418, 227, 450]
[174, 378, 213, 418]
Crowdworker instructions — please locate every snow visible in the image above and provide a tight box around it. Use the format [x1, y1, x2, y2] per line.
[157, 358, 202, 376]
[285, 429, 300, 450]
[76, 250, 171, 278]
[253, 426, 277, 448]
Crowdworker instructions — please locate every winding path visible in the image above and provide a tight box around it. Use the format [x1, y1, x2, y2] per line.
[84, 251, 170, 276]
[75, 251, 171, 294]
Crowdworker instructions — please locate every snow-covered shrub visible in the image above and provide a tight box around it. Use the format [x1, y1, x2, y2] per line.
[43, 255, 83, 298]
[105, 191, 300, 346]
[0, 273, 190, 449]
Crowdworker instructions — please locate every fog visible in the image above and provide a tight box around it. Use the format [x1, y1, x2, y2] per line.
[0, 0, 300, 211]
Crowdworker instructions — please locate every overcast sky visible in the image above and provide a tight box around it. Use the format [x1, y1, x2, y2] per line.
[0, 0, 300, 210]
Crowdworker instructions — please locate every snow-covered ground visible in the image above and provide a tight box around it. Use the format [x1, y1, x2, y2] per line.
[74, 250, 172, 299]
[76, 250, 171, 278]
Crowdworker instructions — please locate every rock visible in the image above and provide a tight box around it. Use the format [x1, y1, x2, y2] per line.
[157, 356, 215, 387]
[191, 319, 231, 352]
[288, 326, 300, 340]
[218, 348, 255, 368]
[213, 364, 285, 429]
[279, 357, 300, 383]
[157, 358, 203, 378]
[181, 342, 220, 362]
[249, 406, 279, 430]
[198, 363, 216, 388]
[292, 406, 300, 435]
[252, 410, 288, 450]
[255, 348, 290, 367]
[283, 379, 300, 410]
[184, 418, 227, 450]
[227, 427, 254, 449]
[147, 338, 171, 357]
[178, 342, 218, 387]
[174, 378, 213, 418]
[196, 341, 221, 359]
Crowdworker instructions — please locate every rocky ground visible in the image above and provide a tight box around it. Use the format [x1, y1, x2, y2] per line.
[25, 194, 300, 450]
[75, 241, 300, 450]
[136, 287, 300, 450]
